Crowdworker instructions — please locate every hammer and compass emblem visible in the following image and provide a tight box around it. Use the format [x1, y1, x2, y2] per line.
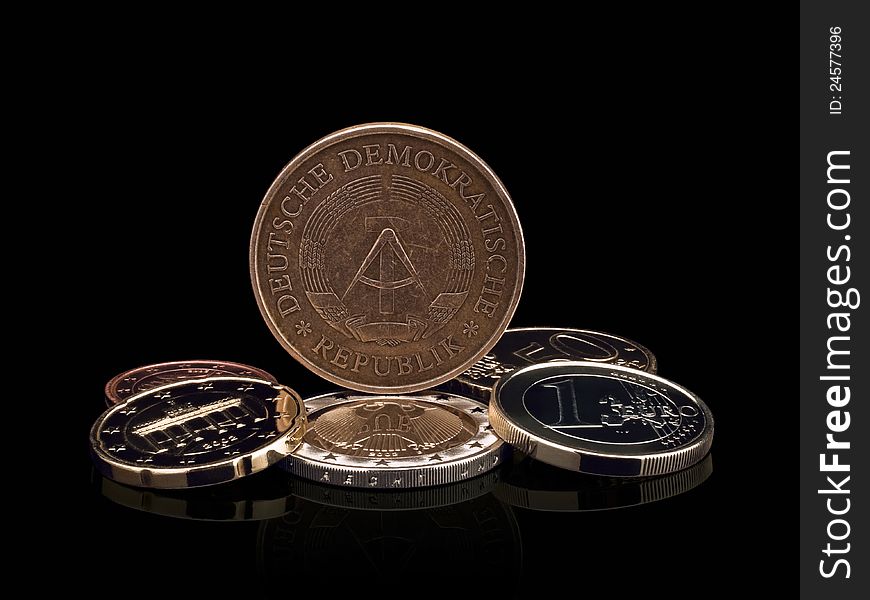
[300, 175, 475, 346]
[344, 217, 427, 316]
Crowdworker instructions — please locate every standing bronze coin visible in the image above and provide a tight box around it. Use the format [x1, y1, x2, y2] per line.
[250, 123, 525, 393]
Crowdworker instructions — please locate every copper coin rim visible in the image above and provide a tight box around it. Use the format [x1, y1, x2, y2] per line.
[104, 360, 278, 405]
[249, 122, 525, 393]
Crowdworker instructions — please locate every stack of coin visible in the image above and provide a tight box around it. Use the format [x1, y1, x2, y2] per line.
[92, 368, 306, 489]
[89, 123, 713, 498]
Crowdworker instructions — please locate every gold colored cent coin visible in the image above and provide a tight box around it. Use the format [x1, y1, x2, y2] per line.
[90, 377, 307, 489]
[250, 123, 525, 393]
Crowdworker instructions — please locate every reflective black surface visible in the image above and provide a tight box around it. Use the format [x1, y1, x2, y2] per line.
[257, 478, 521, 595]
[88, 454, 712, 594]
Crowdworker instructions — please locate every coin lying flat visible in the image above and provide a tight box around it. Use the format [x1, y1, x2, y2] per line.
[495, 452, 713, 512]
[282, 391, 507, 488]
[104, 360, 277, 406]
[90, 377, 306, 489]
[448, 327, 657, 401]
[250, 123, 525, 393]
[490, 362, 713, 476]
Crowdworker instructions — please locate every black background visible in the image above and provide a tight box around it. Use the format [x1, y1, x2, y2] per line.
[66, 33, 792, 597]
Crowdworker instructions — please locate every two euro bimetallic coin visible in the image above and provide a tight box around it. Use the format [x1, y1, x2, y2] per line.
[282, 391, 506, 489]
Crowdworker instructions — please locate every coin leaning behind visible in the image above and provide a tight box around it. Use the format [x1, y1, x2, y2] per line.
[90, 377, 306, 489]
[250, 123, 525, 393]
[282, 391, 508, 488]
[490, 362, 713, 477]
[104, 360, 278, 406]
[447, 327, 657, 401]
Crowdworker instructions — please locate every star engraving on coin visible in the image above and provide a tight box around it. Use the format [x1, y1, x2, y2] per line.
[463, 320, 479, 337]
[91, 377, 306, 489]
[491, 362, 713, 476]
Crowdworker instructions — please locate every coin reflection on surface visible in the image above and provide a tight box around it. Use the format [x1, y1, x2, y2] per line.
[496, 453, 712, 512]
[257, 474, 521, 592]
[95, 468, 296, 521]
